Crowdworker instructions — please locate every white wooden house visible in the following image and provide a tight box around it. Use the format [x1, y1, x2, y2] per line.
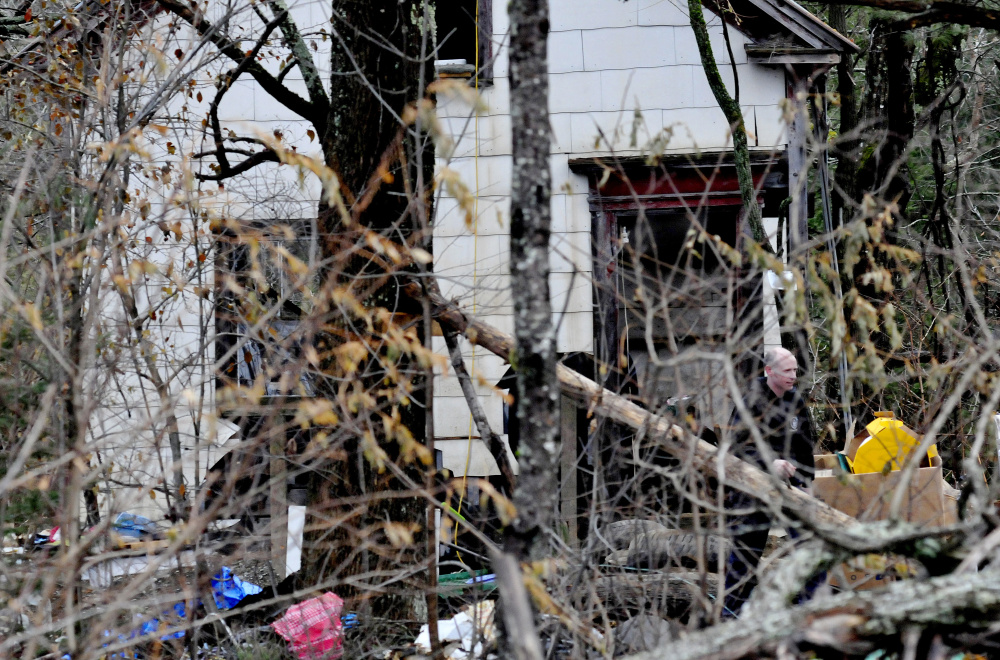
[430, 0, 856, 480]
[69, 0, 854, 525]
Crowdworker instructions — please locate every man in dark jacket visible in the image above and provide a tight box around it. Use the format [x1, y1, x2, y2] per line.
[723, 346, 817, 616]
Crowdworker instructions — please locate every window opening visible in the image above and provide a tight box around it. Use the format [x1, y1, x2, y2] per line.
[215, 220, 318, 399]
[434, 0, 493, 82]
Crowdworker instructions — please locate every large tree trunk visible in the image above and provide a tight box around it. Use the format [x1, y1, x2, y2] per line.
[295, 0, 435, 621]
[505, 0, 558, 563]
[497, 1, 556, 657]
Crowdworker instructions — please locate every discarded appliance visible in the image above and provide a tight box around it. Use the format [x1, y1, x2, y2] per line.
[412, 600, 496, 659]
[272, 592, 345, 660]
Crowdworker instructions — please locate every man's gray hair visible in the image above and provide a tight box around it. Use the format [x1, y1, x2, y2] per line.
[763, 347, 786, 367]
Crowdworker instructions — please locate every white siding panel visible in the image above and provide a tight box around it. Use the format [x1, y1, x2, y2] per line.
[435, 397, 504, 439]
[463, 351, 509, 384]
[550, 0, 638, 31]
[439, 273, 512, 316]
[435, 85, 477, 120]
[692, 64, 785, 107]
[440, 114, 513, 159]
[250, 157, 324, 211]
[441, 155, 512, 198]
[637, 0, 690, 26]
[564, 193, 594, 234]
[661, 106, 731, 152]
[549, 112, 573, 153]
[434, 195, 509, 238]
[491, 39, 509, 77]
[738, 65, 786, 105]
[439, 115, 478, 160]
[582, 27, 676, 71]
[245, 120, 322, 157]
[479, 313, 515, 336]
[433, 333, 504, 364]
[549, 71, 603, 113]
[550, 271, 593, 315]
[483, 76, 511, 115]
[550, 194, 570, 235]
[435, 233, 507, 274]
[551, 154, 590, 194]
[600, 66, 694, 112]
[433, 371, 501, 399]
[482, 155, 513, 197]
[548, 30, 586, 73]
[436, 435, 517, 477]
[253, 88, 309, 122]
[492, 1, 510, 37]
[691, 63, 733, 107]
[753, 103, 789, 149]
[569, 111, 665, 154]
[215, 79, 256, 122]
[557, 310, 595, 353]
[674, 21, 748, 65]
[550, 231, 592, 274]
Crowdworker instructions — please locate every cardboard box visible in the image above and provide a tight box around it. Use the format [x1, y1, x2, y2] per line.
[812, 414, 958, 590]
[813, 464, 953, 526]
[813, 413, 955, 527]
[826, 555, 919, 590]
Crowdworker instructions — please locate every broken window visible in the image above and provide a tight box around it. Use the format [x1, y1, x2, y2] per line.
[215, 221, 319, 398]
[434, 0, 493, 82]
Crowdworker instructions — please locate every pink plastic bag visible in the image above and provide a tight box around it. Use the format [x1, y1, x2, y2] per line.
[271, 592, 345, 659]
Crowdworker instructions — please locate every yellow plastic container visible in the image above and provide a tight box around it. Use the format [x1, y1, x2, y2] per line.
[852, 412, 938, 475]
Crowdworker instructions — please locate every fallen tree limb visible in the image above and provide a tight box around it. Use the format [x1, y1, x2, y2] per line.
[591, 571, 719, 617]
[623, 564, 1000, 660]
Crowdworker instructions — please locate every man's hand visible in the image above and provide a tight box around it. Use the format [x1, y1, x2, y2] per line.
[773, 459, 797, 480]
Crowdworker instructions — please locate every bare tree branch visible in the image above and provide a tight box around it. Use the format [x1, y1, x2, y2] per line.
[154, 0, 318, 122]
[441, 325, 518, 492]
[819, 0, 1000, 29]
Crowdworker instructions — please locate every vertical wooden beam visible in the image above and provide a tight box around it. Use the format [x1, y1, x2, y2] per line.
[478, 0, 494, 82]
[270, 436, 288, 581]
[559, 395, 578, 548]
[593, 210, 620, 380]
[787, 72, 810, 256]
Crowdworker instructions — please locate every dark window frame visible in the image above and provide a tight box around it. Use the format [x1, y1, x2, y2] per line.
[435, 0, 494, 85]
[214, 221, 318, 401]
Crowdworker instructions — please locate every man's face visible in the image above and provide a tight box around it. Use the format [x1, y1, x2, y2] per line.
[766, 354, 798, 395]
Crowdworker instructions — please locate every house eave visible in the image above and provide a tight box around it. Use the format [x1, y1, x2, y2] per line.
[705, 0, 859, 58]
[742, 0, 860, 53]
[745, 46, 841, 64]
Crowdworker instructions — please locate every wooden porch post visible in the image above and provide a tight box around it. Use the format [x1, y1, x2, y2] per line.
[270, 437, 288, 581]
[559, 394, 578, 548]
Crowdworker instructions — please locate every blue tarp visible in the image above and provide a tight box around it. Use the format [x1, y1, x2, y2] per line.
[127, 567, 263, 643]
[211, 566, 263, 610]
[112, 512, 159, 539]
